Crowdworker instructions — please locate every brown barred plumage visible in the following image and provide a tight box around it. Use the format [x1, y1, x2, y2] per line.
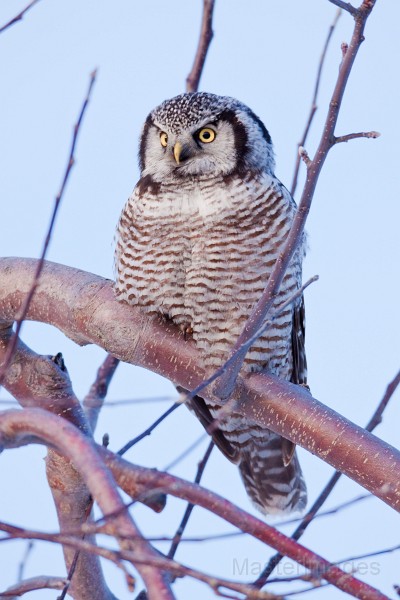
[115, 93, 307, 515]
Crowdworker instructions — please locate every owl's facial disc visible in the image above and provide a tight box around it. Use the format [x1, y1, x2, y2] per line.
[143, 119, 238, 179]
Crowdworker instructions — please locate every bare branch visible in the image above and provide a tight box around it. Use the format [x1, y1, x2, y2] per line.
[0, 326, 166, 516]
[83, 353, 120, 431]
[0, 576, 67, 598]
[100, 449, 391, 600]
[0, 409, 174, 599]
[256, 367, 400, 585]
[291, 9, 341, 196]
[0, 70, 97, 387]
[0, 0, 41, 35]
[0, 259, 399, 511]
[17, 541, 34, 584]
[0, 524, 280, 600]
[214, 0, 378, 400]
[328, 0, 357, 16]
[186, 0, 216, 92]
[167, 441, 214, 560]
[298, 146, 312, 168]
[334, 130, 380, 144]
[117, 402, 180, 456]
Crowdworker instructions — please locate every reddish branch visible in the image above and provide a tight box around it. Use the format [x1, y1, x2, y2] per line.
[186, 0, 215, 93]
[0, 412, 390, 599]
[0, 0, 41, 35]
[83, 353, 120, 431]
[99, 450, 390, 600]
[0, 576, 67, 598]
[0, 70, 97, 388]
[0, 258, 399, 513]
[0, 522, 280, 600]
[0, 325, 165, 599]
[256, 367, 400, 585]
[214, 0, 378, 399]
[0, 409, 174, 600]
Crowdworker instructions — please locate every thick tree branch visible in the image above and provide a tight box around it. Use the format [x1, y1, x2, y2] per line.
[99, 449, 390, 600]
[0, 258, 398, 513]
[256, 367, 400, 585]
[0, 409, 174, 600]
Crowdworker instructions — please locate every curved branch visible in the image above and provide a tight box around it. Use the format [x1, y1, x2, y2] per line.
[100, 449, 391, 600]
[0, 576, 67, 599]
[0, 408, 174, 600]
[0, 258, 398, 515]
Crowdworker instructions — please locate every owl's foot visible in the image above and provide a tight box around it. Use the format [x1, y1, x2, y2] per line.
[179, 324, 193, 340]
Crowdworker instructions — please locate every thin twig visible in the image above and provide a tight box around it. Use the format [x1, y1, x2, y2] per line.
[167, 441, 214, 560]
[83, 353, 120, 431]
[328, 0, 357, 16]
[163, 433, 208, 471]
[291, 8, 341, 196]
[17, 541, 34, 583]
[0, 0, 41, 35]
[0, 70, 97, 387]
[214, 0, 378, 401]
[117, 402, 180, 456]
[255, 367, 400, 586]
[334, 130, 380, 144]
[186, 0, 216, 92]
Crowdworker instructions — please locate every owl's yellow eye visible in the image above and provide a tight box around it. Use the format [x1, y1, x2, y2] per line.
[160, 132, 168, 147]
[197, 127, 216, 143]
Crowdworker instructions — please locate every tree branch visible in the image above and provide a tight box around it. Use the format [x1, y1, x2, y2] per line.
[213, 0, 378, 399]
[0, 409, 174, 600]
[83, 353, 120, 432]
[0, 576, 67, 599]
[0, 0, 41, 35]
[291, 8, 341, 196]
[186, 0, 215, 93]
[99, 449, 391, 600]
[328, 0, 357, 16]
[255, 367, 400, 585]
[0, 258, 399, 513]
[334, 130, 380, 144]
[0, 70, 97, 387]
[167, 441, 214, 560]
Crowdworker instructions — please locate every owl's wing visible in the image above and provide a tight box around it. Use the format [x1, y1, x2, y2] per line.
[291, 294, 307, 386]
[184, 393, 240, 463]
[282, 294, 307, 466]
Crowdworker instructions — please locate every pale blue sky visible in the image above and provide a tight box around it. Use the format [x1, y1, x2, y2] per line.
[1, 1, 399, 598]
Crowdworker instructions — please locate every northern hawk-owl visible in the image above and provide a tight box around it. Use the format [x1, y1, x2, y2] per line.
[115, 92, 307, 515]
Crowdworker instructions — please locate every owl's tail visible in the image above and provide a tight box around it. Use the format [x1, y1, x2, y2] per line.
[238, 432, 307, 515]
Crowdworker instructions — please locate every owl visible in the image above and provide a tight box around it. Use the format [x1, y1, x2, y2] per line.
[115, 92, 307, 515]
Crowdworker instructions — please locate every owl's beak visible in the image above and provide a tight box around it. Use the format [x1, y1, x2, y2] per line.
[173, 141, 192, 165]
[173, 142, 183, 165]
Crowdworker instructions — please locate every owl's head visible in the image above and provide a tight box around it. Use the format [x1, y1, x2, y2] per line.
[138, 92, 275, 181]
